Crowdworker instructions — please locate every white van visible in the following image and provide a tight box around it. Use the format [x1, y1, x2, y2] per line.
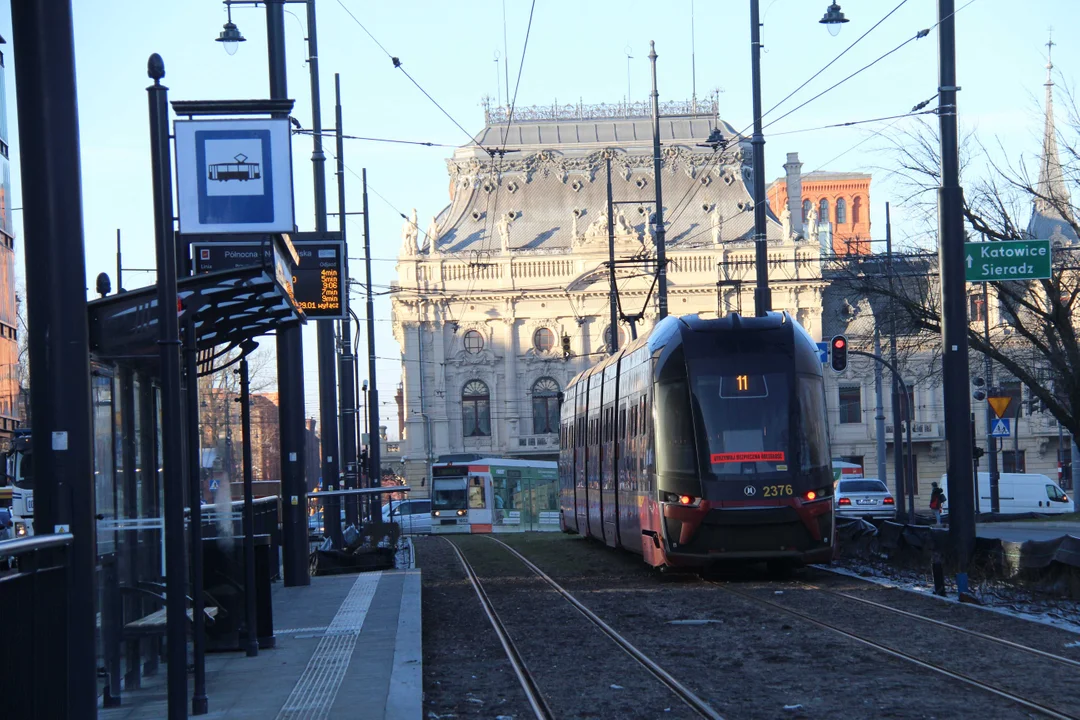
[940, 472, 1072, 514]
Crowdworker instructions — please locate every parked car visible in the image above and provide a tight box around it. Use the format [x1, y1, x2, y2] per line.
[941, 472, 1072, 514]
[382, 499, 431, 534]
[834, 478, 897, 520]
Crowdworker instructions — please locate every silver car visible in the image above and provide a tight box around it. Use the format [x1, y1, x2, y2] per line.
[835, 478, 896, 520]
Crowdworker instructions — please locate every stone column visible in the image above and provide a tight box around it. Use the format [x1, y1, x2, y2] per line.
[503, 316, 519, 447]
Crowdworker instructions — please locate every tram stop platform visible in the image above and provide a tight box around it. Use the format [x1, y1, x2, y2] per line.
[99, 568, 422, 719]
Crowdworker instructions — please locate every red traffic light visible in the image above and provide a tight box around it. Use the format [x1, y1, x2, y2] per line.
[833, 337, 846, 349]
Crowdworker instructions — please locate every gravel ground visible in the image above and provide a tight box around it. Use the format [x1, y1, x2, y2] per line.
[416, 535, 532, 719]
[489, 533, 1067, 719]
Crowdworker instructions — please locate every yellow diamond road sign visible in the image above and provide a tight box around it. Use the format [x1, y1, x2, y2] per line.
[988, 397, 1011, 418]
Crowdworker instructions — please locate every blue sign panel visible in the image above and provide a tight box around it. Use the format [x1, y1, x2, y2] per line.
[990, 418, 1012, 438]
[175, 118, 294, 235]
[817, 341, 829, 364]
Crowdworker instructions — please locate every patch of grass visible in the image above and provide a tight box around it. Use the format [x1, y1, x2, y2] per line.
[1017, 511, 1080, 522]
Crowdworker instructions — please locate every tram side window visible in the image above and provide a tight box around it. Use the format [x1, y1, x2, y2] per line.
[656, 379, 696, 475]
[468, 476, 487, 509]
[797, 374, 830, 472]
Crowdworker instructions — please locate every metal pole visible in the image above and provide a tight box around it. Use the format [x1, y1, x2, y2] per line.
[10, 1, 97, 714]
[185, 321, 208, 715]
[363, 170, 381, 500]
[874, 330, 887, 486]
[906, 395, 915, 521]
[116, 229, 123, 293]
[335, 74, 358, 528]
[606, 156, 619, 354]
[1073, 438, 1080, 513]
[648, 41, 668, 320]
[147, 54, 188, 719]
[266, 0, 309, 587]
[308, 0, 343, 549]
[886, 203, 906, 520]
[749, 0, 771, 317]
[937, 0, 975, 590]
[983, 282, 999, 512]
[239, 359, 258, 657]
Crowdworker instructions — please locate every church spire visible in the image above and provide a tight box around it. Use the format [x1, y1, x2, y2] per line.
[1035, 31, 1069, 212]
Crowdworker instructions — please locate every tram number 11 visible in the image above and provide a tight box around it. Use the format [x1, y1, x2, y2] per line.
[737, 375, 749, 391]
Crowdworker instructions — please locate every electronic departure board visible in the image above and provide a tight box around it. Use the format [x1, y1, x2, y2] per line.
[191, 237, 347, 320]
[290, 240, 346, 319]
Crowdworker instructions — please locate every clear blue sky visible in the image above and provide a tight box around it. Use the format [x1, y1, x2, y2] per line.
[0, 0, 1075, 437]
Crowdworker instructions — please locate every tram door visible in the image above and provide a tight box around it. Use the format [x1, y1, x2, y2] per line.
[467, 473, 494, 532]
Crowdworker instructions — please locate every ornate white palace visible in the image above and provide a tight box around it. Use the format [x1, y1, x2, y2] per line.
[391, 99, 830, 493]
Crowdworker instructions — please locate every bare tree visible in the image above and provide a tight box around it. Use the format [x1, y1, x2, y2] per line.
[852, 103, 1080, 438]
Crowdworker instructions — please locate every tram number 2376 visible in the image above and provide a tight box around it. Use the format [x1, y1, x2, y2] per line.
[762, 484, 794, 498]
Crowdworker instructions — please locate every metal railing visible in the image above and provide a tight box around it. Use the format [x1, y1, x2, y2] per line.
[0, 533, 74, 718]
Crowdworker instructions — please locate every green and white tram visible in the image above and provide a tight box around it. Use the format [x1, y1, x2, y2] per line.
[430, 457, 559, 533]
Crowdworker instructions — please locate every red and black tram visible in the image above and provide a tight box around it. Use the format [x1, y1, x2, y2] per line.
[558, 312, 836, 570]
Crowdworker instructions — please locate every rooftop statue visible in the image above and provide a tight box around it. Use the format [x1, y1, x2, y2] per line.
[400, 208, 419, 257]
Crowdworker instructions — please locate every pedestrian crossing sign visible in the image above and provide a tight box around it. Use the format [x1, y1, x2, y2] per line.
[209, 479, 220, 492]
[990, 418, 1012, 438]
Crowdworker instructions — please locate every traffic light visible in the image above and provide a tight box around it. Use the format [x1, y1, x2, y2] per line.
[972, 376, 986, 401]
[829, 335, 848, 373]
[561, 334, 572, 359]
[1027, 397, 1044, 414]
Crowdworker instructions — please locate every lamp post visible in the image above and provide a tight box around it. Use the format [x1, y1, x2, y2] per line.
[819, 3, 849, 36]
[748, 2, 848, 317]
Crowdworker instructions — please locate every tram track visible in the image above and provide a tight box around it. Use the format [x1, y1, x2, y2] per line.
[443, 535, 723, 720]
[795, 579, 1080, 670]
[711, 581, 1080, 720]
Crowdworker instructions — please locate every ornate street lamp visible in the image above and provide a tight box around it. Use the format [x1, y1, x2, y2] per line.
[216, 4, 246, 55]
[819, 2, 850, 36]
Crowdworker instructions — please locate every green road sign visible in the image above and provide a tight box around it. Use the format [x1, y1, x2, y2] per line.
[964, 239, 1051, 282]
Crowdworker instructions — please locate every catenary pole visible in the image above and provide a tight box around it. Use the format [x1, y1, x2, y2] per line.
[265, 0, 309, 587]
[147, 54, 188, 719]
[983, 281, 999, 512]
[648, 41, 668, 320]
[749, 0, 771, 317]
[606, 156, 619, 354]
[306, 0, 344, 550]
[936, 0, 975, 590]
[363, 169, 381, 499]
[335, 73, 359, 528]
[10, 1, 97, 714]
[239, 358, 258, 657]
[886, 203, 906, 520]
[874, 330, 887, 486]
[185, 319, 208, 715]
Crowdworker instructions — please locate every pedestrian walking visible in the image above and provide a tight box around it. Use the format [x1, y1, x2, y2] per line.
[929, 482, 946, 526]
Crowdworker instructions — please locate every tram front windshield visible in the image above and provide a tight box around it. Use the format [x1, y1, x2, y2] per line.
[432, 476, 467, 511]
[14, 451, 32, 489]
[691, 366, 791, 475]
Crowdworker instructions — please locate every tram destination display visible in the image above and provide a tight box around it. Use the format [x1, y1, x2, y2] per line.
[192, 238, 346, 319]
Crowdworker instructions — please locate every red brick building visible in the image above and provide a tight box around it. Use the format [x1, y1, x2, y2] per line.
[768, 160, 871, 255]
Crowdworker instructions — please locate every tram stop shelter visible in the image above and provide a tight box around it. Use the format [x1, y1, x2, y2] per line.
[84, 239, 303, 706]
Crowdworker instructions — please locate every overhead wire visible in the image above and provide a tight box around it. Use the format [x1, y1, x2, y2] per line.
[332, 0, 483, 149]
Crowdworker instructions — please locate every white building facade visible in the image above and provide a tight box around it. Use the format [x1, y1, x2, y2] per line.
[391, 101, 833, 494]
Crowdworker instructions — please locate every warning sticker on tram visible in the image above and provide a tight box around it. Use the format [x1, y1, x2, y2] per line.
[711, 452, 785, 464]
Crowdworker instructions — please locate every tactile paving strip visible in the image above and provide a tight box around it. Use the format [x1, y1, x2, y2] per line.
[275, 572, 381, 719]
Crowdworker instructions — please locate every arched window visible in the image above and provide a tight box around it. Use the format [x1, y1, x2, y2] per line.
[819, 198, 830, 224]
[533, 327, 555, 353]
[836, 198, 847, 224]
[604, 325, 627, 350]
[851, 196, 862, 225]
[802, 199, 812, 224]
[532, 377, 561, 434]
[462, 380, 491, 437]
[463, 330, 484, 354]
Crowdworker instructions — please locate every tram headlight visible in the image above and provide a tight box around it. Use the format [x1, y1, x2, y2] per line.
[456, 509, 467, 516]
[661, 491, 701, 507]
[14, 522, 27, 537]
[433, 510, 441, 517]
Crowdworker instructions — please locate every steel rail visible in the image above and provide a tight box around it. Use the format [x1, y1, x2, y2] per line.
[797, 580, 1080, 669]
[442, 538, 555, 720]
[484, 536, 724, 720]
[714, 583, 1078, 720]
